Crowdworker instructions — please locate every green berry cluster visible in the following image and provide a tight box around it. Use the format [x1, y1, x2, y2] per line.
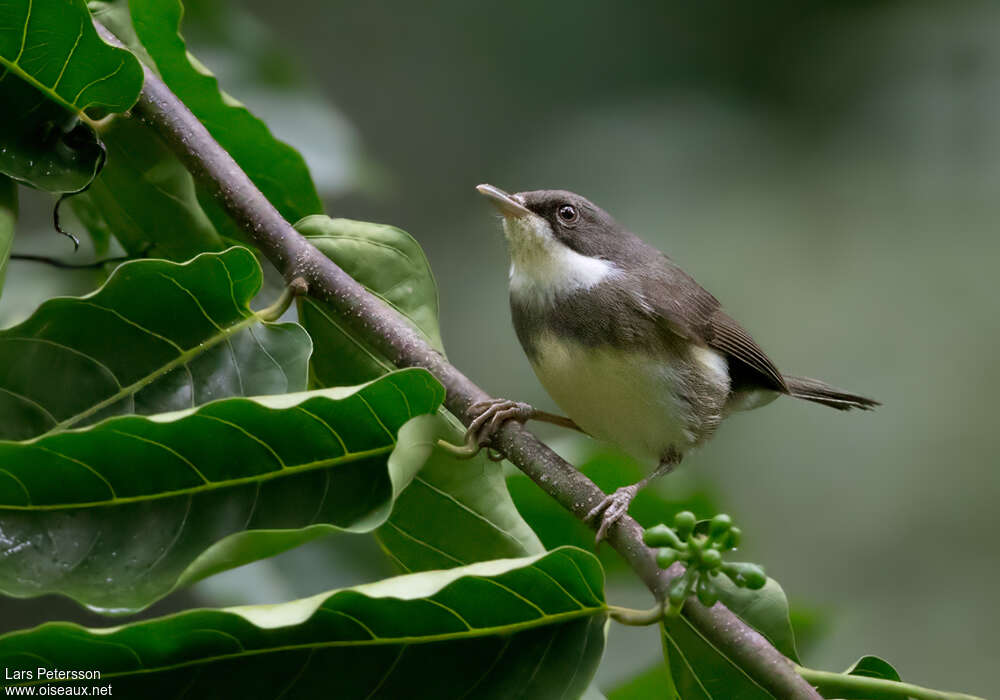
[643, 512, 766, 615]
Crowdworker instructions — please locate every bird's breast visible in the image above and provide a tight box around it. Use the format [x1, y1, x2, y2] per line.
[525, 330, 730, 465]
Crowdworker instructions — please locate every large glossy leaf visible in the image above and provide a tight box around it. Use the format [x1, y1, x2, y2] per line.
[0, 0, 142, 192]
[0, 369, 444, 612]
[660, 576, 797, 699]
[0, 77, 106, 193]
[297, 215, 545, 571]
[68, 116, 225, 260]
[296, 215, 445, 372]
[0, 547, 608, 698]
[0, 0, 141, 114]
[127, 0, 322, 240]
[0, 175, 14, 298]
[0, 247, 309, 441]
[377, 412, 545, 572]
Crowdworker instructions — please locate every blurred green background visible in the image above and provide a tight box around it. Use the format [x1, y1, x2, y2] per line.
[2, 0, 997, 695]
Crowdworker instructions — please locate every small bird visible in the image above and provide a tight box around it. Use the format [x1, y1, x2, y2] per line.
[472, 184, 879, 542]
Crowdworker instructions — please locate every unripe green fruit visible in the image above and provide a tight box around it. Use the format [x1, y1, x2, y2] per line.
[725, 562, 767, 589]
[709, 514, 732, 538]
[696, 576, 719, 606]
[742, 565, 767, 590]
[700, 548, 722, 569]
[644, 524, 683, 548]
[657, 547, 681, 568]
[674, 511, 697, 538]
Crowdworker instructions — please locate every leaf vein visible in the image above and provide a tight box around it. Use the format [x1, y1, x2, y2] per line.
[0, 386, 58, 426]
[106, 429, 209, 484]
[195, 414, 286, 468]
[51, 18, 83, 93]
[31, 444, 116, 498]
[383, 520, 465, 566]
[363, 645, 407, 700]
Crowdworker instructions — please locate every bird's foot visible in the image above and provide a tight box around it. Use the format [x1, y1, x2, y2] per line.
[437, 398, 539, 460]
[586, 485, 640, 544]
[466, 398, 536, 447]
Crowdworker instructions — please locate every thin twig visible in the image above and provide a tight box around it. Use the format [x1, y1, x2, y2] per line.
[796, 666, 985, 700]
[95, 21, 821, 699]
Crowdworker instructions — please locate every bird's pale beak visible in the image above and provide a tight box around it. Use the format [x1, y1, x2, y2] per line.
[476, 183, 532, 218]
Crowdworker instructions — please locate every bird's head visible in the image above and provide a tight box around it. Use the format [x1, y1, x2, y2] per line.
[477, 184, 630, 258]
[476, 184, 646, 300]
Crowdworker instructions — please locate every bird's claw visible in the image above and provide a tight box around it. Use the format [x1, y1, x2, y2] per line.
[465, 398, 535, 448]
[586, 486, 639, 544]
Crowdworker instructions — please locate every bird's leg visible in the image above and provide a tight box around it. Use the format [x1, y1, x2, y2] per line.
[466, 398, 584, 448]
[437, 399, 584, 459]
[586, 450, 682, 544]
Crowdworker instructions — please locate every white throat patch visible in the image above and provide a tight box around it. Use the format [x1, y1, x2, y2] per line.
[503, 213, 618, 304]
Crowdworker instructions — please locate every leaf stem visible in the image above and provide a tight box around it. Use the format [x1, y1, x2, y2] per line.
[434, 434, 480, 459]
[607, 601, 665, 626]
[795, 665, 985, 700]
[256, 284, 297, 322]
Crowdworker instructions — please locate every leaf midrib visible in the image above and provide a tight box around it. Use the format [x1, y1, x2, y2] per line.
[10, 607, 607, 687]
[36, 308, 262, 439]
[0, 443, 394, 511]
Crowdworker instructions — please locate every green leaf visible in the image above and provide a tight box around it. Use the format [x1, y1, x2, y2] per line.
[0, 175, 15, 298]
[843, 655, 901, 682]
[0, 247, 309, 441]
[376, 412, 545, 572]
[296, 214, 545, 570]
[68, 116, 225, 260]
[0, 0, 141, 114]
[296, 215, 446, 383]
[660, 575, 797, 699]
[607, 662, 676, 700]
[127, 0, 322, 239]
[89, 0, 153, 68]
[0, 547, 608, 698]
[712, 578, 798, 662]
[661, 623, 770, 700]
[0, 369, 444, 612]
[0, 77, 107, 193]
[807, 655, 902, 700]
[0, 0, 142, 192]
[787, 602, 829, 660]
[800, 655, 973, 700]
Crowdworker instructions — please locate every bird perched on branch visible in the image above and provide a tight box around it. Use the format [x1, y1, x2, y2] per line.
[471, 184, 878, 542]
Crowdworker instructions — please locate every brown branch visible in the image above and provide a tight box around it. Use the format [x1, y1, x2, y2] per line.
[96, 22, 821, 700]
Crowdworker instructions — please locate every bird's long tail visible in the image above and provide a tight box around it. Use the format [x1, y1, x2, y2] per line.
[783, 376, 880, 411]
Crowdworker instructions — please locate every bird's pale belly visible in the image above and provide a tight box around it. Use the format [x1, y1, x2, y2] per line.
[528, 332, 730, 465]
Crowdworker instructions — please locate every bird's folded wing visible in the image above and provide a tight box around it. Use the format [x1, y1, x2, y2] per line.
[703, 311, 787, 391]
[640, 257, 787, 393]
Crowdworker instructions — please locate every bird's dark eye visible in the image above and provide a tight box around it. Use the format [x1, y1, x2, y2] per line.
[557, 204, 578, 224]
